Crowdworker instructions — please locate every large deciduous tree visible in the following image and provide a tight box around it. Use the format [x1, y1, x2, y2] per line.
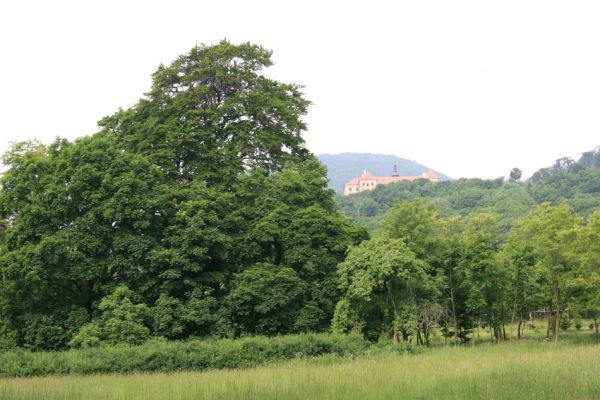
[0, 42, 364, 349]
[333, 238, 437, 343]
[459, 214, 509, 343]
[99, 40, 309, 186]
[519, 202, 582, 341]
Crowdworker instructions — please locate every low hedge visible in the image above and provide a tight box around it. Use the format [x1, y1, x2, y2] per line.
[0, 333, 370, 377]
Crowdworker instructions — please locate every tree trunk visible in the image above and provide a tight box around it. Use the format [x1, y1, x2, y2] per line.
[387, 283, 399, 345]
[510, 291, 518, 341]
[449, 273, 459, 345]
[595, 316, 599, 335]
[554, 285, 561, 342]
[392, 330, 399, 344]
[546, 301, 553, 339]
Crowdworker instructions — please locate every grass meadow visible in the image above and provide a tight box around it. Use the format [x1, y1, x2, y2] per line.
[1, 332, 600, 400]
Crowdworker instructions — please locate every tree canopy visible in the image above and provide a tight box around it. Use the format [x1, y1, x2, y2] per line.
[0, 41, 364, 350]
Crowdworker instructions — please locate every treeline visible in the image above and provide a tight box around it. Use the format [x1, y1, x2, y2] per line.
[333, 199, 600, 344]
[1, 40, 599, 352]
[337, 150, 600, 233]
[0, 41, 365, 351]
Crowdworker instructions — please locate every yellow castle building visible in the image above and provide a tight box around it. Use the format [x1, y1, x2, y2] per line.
[344, 167, 439, 195]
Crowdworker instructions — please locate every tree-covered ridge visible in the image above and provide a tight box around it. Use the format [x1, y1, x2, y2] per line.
[0, 41, 365, 350]
[317, 153, 450, 193]
[336, 148, 600, 233]
[336, 178, 535, 234]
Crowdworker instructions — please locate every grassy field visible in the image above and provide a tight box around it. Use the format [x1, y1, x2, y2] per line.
[2, 335, 600, 400]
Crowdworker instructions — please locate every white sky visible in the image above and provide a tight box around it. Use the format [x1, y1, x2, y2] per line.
[1, 0, 599, 179]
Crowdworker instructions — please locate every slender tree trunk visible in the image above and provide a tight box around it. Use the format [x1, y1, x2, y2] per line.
[387, 283, 399, 344]
[449, 273, 459, 346]
[510, 291, 518, 341]
[517, 320, 522, 339]
[546, 301, 553, 339]
[554, 285, 561, 342]
[594, 316, 599, 335]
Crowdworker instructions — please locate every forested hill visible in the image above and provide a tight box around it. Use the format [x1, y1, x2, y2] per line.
[317, 153, 451, 192]
[337, 148, 600, 233]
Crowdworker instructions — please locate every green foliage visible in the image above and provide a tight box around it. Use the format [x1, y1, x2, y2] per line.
[459, 214, 509, 342]
[0, 333, 369, 378]
[1, 40, 599, 353]
[225, 263, 307, 335]
[334, 237, 438, 342]
[0, 135, 167, 349]
[0, 42, 363, 350]
[336, 150, 600, 235]
[528, 151, 600, 215]
[517, 202, 583, 340]
[70, 286, 151, 347]
[337, 178, 534, 235]
[510, 167, 523, 182]
[99, 40, 310, 185]
[500, 236, 544, 338]
[20, 308, 88, 351]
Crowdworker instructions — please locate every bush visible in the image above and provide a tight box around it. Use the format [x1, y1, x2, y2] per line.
[70, 286, 151, 347]
[0, 333, 370, 378]
[19, 307, 89, 351]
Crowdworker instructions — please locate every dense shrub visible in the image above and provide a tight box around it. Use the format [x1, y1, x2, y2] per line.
[70, 286, 151, 347]
[0, 333, 370, 377]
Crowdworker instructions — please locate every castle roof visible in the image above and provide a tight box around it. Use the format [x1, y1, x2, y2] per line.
[345, 170, 438, 186]
[376, 175, 420, 184]
[360, 170, 376, 179]
[423, 170, 438, 180]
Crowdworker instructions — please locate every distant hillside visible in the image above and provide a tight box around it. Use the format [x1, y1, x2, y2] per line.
[317, 153, 451, 193]
[335, 147, 600, 234]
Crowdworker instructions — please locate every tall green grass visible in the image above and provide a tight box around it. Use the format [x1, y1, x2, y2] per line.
[2, 340, 600, 399]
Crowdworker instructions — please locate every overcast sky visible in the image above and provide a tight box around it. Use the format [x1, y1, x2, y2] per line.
[1, 0, 599, 179]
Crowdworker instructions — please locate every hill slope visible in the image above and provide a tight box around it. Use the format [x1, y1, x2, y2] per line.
[317, 153, 451, 192]
[336, 148, 600, 234]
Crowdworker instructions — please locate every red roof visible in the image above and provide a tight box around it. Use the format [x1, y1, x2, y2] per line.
[360, 170, 376, 179]
[376, 176, 420, 184]
[345, 170, 438, 186]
